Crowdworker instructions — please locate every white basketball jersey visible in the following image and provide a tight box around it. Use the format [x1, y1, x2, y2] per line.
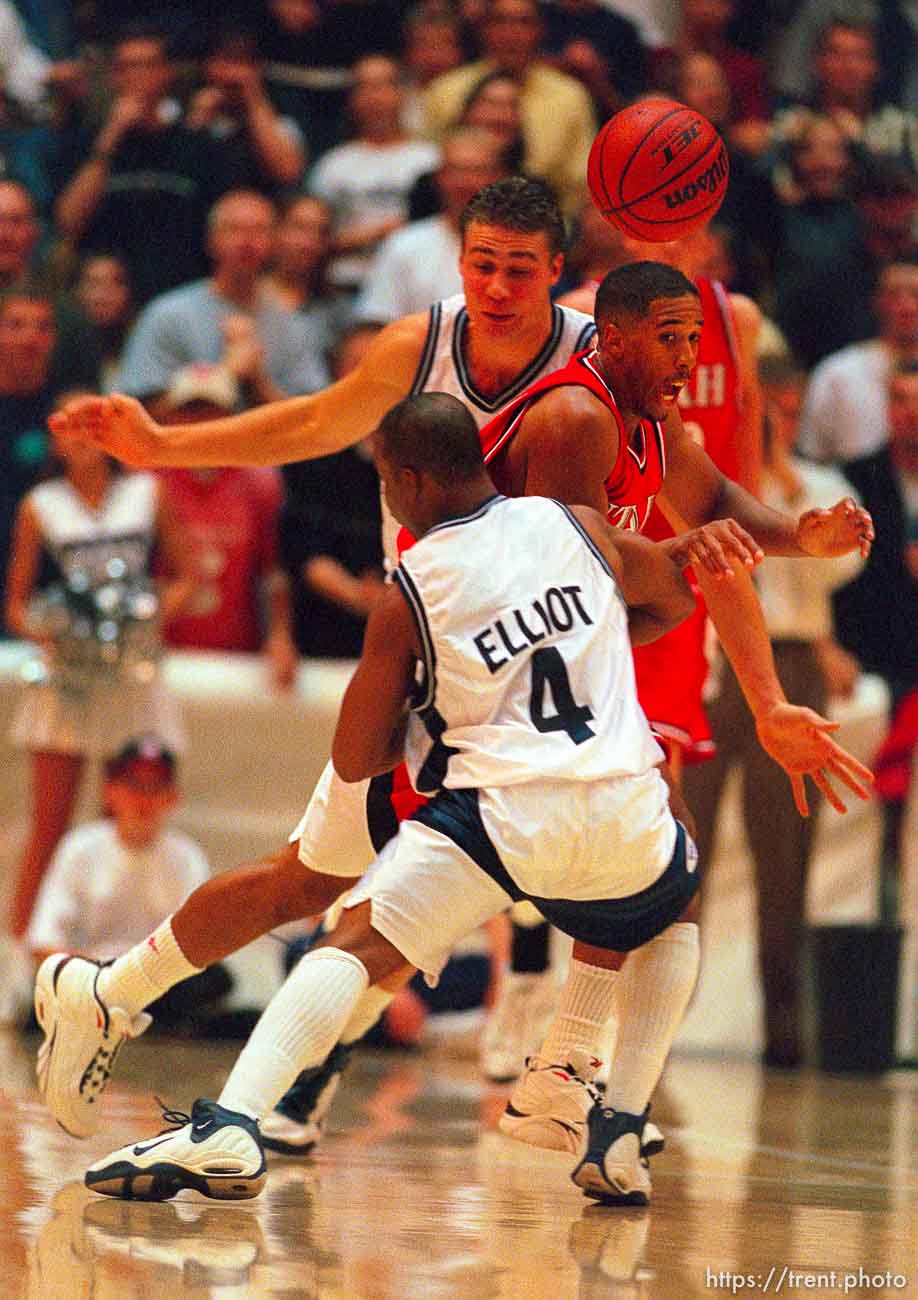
[27, 473, 157, 583]
[396, 495, 664, 793]
[379, 294, 596, 565]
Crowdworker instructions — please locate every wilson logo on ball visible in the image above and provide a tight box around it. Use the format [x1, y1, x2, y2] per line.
[587, 99, 729, 242]
[664, 146, 729, 209]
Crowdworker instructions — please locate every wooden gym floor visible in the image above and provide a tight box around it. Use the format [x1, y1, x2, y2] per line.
[3, 1028, 913, 1300]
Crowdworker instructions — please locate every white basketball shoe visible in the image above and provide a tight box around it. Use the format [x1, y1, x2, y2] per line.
[35, 954, 151, 1138]
[500, 1050, 665, 1159]
[85, 1099, 267, 1201]
[571, 1101, 653, 1206]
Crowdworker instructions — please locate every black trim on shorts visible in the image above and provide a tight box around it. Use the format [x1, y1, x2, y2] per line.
[411, 786, 699, 951]
[366, 772, 400, 853]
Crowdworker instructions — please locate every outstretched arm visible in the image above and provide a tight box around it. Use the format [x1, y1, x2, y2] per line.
[332, 584, 418, 783]
[48, 314, 427, 469]
[658, 492, 873, 816]
[659, 405, 874, 560]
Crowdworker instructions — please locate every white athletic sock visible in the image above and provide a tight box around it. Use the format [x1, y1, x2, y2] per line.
[538, 958, 620, 1066]
[219, 948, 369, 1120]
[606, 922, 700, 1116]
[340, 985, 394, 1045]
[96, 917, 201, 1017]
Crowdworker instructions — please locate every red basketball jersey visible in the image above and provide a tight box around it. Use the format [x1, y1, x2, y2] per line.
[632, 277, 744, 761]
[480, 348, 667, 532]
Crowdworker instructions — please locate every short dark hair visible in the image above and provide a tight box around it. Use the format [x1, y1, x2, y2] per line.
[460, 176, 567, 256]
[594, 262, 699, 328]
[105, 735, 177, 783]
[377, 393, 485, 484]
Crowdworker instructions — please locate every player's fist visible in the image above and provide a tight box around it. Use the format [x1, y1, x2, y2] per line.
[48, 393, 161, 468]
[796, 497, 874, 559]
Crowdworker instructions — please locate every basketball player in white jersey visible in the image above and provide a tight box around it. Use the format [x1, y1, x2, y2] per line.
[36, 187, 870, 1151]
[80, 392, 704, 1207]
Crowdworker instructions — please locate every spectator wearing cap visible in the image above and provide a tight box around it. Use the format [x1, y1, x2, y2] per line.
[423, 0, 597, 217]
[116, 189, 329, 418]
[26, 736, 233, 1029]
[155, 362, 298, 690]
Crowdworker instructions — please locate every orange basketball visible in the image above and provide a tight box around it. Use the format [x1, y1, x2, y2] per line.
[587, 99, 729, 242]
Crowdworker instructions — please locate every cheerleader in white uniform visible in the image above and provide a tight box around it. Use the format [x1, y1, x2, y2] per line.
[4, 412, 194, 941]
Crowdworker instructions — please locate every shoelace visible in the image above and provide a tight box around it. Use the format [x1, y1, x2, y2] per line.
[152, 1097, 194, 1135]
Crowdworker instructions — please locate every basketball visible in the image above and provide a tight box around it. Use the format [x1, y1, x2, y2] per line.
[587, 99, 729, 242]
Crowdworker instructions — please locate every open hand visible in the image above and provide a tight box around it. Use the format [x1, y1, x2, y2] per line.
[797, 498, 874, 559]
[755, 701, 873, 817]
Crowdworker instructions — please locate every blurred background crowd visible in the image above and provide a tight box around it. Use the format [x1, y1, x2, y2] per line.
[0, 0, 914, 1049]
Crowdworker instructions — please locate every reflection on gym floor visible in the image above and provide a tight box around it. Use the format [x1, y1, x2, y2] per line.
[3, 1032, 913, 1299]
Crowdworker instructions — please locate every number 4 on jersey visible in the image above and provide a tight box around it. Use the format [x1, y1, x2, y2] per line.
[529, 646, 595, 744]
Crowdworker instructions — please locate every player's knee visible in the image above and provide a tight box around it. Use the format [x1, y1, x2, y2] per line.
[314, 899, 409, 985]
[270, 843, 358, 925]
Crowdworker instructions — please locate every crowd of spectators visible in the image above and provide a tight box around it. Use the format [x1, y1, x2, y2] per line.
[0, 0, 914, 1017]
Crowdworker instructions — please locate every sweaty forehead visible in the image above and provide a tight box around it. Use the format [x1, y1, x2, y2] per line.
[463, 222, 551, 261]
[647, 295, 704, 326]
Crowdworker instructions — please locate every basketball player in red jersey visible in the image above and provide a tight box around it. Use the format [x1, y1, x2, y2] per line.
[37, 202, 871, 1160]
[558, 222, 762, 781]
[467, 260, 874, 1156]
[482, 227, 759, 1091]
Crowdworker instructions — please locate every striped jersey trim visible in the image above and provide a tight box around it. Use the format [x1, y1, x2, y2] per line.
[423, 492, 505, 539]
[410, 300, 443, 395]
[451, 305, 565, 412]
[554, 501, 626, 611]
[394, 565, 437, 713]
[575, 319, 598, 352]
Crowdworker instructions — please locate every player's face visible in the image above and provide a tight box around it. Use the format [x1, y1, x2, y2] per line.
[460, 222, 563, 337]
[605, 294, 703, 422]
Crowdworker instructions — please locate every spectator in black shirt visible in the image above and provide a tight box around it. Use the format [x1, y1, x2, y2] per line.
[280, 323, 385, 658]
[542, 0, 646, 115]
[186, 26, 306, 195]
[53, 25, 234, 304]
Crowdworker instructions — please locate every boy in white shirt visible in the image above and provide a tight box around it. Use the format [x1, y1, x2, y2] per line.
[28, 736, 228, 1027]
